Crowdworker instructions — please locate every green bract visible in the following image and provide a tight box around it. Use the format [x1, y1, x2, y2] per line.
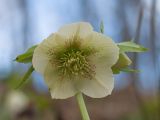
[15, 45, 37, 63]
[15, 45, 37, 89]
[117, 41, 148, 53]
[112, 41, 148, 74]
[16, 65, 34, 89]
[112, 53, 132, 74]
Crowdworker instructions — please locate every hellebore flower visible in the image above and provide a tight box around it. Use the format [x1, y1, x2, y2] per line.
[32, 22, 119, 99]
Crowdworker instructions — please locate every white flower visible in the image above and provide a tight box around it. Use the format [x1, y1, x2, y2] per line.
[32, 22, 119, 99]
[5, 91, 29, 115]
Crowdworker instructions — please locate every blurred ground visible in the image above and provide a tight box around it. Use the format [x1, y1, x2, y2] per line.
[0, 77, 159, 120]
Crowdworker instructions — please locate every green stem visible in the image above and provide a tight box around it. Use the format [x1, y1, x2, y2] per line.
[76, 92, 90, 120]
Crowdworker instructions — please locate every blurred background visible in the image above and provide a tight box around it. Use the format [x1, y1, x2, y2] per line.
[0, 0, 159, 120]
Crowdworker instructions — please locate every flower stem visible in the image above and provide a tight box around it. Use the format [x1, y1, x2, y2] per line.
[76, 92, 90, 120]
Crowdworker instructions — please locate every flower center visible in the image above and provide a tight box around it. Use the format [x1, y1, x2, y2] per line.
[58, 50, 94, 78]
[49, 37, 96, 80]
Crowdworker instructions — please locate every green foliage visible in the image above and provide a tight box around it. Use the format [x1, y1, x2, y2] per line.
[15, 45, 37, 63]
[112, 53, 139, 74]
[117, 41, 148, 53]
[100, 21, 104, 34]
[112, 53, 132, 74]
[120, 67, 140, 73]
[16, 65, 34, 89]
[112, 66, 139, 74]
[15, 45, 37, 88]
[112, 41, 147, 74]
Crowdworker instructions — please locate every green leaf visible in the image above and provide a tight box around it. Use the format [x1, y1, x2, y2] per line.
[120, 67, 140, 73]
[112, 53, 132, 69]
[15, 45, 38, 63]
[100, 21, 104, 34]
[112, 53, 139, 74]
[117, 41, 148, 53]
[112, 67, 139, 74]
[16, 65, 34, 89]
[112, 53, 132, 74]
[112, 68, 120, 74]
[112, 66, 140, 74]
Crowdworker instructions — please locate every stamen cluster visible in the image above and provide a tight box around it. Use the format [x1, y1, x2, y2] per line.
[49, 38, 96, 79]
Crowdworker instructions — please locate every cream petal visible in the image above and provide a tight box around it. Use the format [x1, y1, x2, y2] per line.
[32, 34, 58, 74]
[43, 33, 66, 47]
[83, 32, 119, 67]
[49, 80, 77, 99]
[32, 46, 49, 74]
[95, 67, 114, 95]
[57, 22, 93, 39]
[32, 33, 67, 74]
[78, 67, 114, 98]
[44, 64, 77, 99]
[77, 32, 118, 98]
